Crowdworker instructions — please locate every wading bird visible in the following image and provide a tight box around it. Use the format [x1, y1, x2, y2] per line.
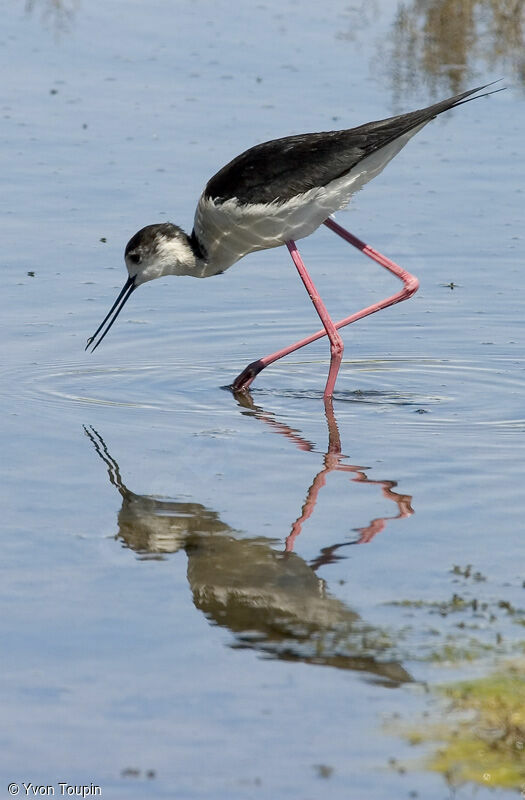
[86, 83, 502, 397]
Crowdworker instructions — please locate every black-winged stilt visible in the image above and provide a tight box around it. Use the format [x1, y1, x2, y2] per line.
[86, 82, 502, 398]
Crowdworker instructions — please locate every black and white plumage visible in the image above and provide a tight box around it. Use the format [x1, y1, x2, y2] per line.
[86, 82, 502, 368]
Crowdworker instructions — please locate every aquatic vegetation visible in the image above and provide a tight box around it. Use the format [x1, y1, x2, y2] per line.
[386, 566, 525, 790]
[386, 565, 525, 665]
[403, 663, 525, 790]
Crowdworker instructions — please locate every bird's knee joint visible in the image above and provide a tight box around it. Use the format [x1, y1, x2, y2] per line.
[331, 338, 344, 358]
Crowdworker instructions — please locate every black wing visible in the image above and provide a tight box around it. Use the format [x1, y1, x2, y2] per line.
[204, 83, 500, 205]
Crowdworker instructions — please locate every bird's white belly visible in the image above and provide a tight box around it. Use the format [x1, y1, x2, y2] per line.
[194, 123, 425, 277]
[194, 188, 335, 275]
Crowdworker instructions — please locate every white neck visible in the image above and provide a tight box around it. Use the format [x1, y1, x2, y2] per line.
[157, 231, 208, 278]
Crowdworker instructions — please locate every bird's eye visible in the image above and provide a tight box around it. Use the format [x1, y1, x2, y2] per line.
[128, 252, 141, 264]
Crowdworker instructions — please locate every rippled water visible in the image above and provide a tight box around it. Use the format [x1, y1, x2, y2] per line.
[1, 1, 524, 798]
[4, 354, 524, 427]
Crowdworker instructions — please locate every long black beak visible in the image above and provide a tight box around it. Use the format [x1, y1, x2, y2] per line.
[86, 275, 136, 352]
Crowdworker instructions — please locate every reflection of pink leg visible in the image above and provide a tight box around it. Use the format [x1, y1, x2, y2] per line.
[231, 218, 419, 394]
[352, 477, 413, 544]
[286, 467, 330, 553]
[235, 391, 414, 553]
[284, 397, 414, 552]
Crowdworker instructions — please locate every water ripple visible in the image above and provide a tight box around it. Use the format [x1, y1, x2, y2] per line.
[1, 356, 524, 430]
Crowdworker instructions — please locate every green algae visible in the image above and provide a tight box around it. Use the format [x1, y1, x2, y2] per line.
[403, 663, 525, 791]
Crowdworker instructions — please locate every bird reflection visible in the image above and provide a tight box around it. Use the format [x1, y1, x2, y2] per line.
[84, 408, 412, 685]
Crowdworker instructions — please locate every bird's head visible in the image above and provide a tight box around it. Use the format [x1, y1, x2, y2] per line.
[124, 222, 196, 286]
[86, 222, 197, 352]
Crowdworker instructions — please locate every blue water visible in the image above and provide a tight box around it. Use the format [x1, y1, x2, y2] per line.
[1, 1, 524, 798]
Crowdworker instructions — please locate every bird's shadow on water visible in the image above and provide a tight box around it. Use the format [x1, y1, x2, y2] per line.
[84, 392, 415, 684]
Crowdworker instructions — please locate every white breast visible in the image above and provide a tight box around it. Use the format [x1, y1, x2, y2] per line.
[194, 123, 426, 278]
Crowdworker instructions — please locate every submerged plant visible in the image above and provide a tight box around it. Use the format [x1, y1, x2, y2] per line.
[402, 662, 525, 790]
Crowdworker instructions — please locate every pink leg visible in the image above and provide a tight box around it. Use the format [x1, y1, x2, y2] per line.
[231, 218, 419, 394]
[286, 240, 343, 398]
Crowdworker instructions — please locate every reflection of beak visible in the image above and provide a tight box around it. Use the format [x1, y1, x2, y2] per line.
[85, 275, 136, 352]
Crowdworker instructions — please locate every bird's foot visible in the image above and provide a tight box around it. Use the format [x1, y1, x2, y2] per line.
[230, 359, 265, 392]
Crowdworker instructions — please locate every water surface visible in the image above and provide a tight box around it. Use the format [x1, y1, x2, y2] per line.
[1, 1, 524, 798]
